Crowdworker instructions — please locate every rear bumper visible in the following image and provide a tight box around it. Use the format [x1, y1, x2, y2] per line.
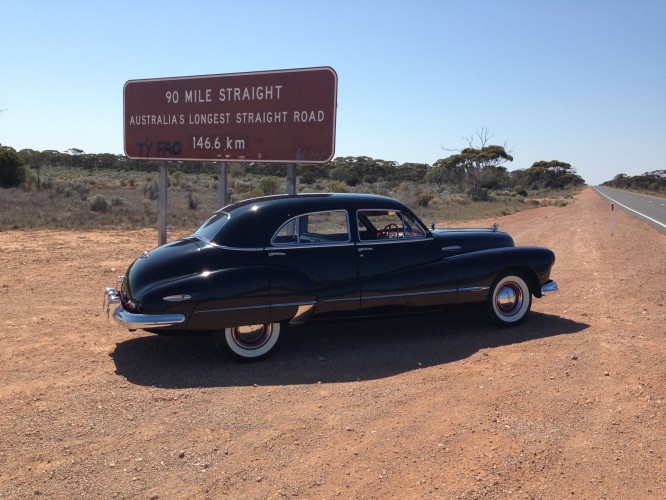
[103, 287, 185, 331]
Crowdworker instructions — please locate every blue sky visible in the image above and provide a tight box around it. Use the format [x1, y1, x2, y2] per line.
[2, 0, 665, 185]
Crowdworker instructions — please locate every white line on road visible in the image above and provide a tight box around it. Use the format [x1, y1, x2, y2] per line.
[595, 189, 666, 229]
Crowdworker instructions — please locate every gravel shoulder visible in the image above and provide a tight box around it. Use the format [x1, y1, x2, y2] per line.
[0, 187, 664, 498]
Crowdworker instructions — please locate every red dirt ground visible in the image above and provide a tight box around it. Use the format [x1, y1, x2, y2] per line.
[1, 187, 664, 498]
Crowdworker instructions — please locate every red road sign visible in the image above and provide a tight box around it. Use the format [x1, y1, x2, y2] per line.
[124, 67, 337, 163]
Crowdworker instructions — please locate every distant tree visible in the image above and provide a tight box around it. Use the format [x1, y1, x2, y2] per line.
[429, 128, 513, 189]
[523, 160, 585, 189]
[0, 148, 26, 188]
[94, 153, 119, 170]
[397, 162, 429, 182]
[64, 147, 85, 168]
[604, 173, 630, 188]
[602, 170, 665, 192]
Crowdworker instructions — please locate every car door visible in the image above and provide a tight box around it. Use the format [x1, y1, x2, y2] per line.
[356, 209, 457, 311]
[267, 209, 360, 323]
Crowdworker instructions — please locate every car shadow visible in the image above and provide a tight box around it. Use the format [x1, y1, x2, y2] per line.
[110, 309, 589, 388]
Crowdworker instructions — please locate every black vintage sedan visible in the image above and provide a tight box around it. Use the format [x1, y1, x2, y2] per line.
[104, 193, 558, 360]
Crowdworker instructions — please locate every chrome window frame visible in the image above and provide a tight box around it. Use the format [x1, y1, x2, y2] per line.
[270, 210, 351, 247]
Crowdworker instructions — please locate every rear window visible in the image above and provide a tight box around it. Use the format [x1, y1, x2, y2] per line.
[194, 212, 230, 242]
[272, 210, 350, 245]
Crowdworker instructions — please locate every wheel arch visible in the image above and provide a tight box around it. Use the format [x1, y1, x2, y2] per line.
[492, 265, 542, 298]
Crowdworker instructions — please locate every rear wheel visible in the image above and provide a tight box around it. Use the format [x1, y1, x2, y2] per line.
[213, 323, 281, 361]
[486, 274, 532, 326]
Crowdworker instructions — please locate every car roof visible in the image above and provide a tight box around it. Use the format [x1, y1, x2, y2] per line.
[210, 193, 412, 248]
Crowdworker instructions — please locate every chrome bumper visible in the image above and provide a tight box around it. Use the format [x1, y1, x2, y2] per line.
[103, 287, 185, 331]
[540, 280, 559, 294]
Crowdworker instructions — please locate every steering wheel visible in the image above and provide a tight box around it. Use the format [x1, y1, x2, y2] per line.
[381, 223, 400, 239]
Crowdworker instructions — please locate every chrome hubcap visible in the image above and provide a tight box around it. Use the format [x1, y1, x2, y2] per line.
[231, 324, 272, 350]
[496, 283, 523, 315]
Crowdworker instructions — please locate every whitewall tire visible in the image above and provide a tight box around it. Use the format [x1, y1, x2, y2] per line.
[486, 274, 532, 326]
[213, 323, 281, 361]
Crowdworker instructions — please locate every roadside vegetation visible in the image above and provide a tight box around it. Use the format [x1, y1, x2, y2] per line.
[601, 170, 666, 198]
[1, 135, 585, 231]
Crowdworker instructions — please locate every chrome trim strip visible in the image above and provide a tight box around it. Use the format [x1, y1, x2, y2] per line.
[355, 238, 431, 246]
[272, 301, 316, 309]
[363, 288, 457, 301]
[541, 280, 559, 294]
[194, 300, 315, 314]
[322, 296, 360, 303]
[203, 241, 264, 252]
[195, 304, 271, 314]
[218, 245, 264, 252]
[458, 286, 490, 293]
[163, 294, 192, 302]
[267, 243, 355, 251]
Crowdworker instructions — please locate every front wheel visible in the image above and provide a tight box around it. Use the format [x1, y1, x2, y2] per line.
[486, 274, 532, 326]
[212, 323, 281, 361]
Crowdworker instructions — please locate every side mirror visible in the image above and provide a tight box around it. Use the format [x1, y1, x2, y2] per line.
[431, 221, 436, 230]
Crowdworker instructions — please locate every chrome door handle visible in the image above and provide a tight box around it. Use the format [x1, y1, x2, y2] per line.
[268, 252, 286, 257]
[357, 247, 373, 252]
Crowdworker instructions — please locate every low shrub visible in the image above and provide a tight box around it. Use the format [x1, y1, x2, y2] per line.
[89, 194, 109, 212]
[416, 190, 435, 208]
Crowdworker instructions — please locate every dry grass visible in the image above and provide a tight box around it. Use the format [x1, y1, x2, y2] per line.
[0, 165, 582, 231]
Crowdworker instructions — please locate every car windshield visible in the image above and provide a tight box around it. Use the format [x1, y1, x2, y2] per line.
[193, 212, 230, 242]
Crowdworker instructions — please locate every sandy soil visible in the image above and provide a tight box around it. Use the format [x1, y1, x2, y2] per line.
[0, 188, 664, 499]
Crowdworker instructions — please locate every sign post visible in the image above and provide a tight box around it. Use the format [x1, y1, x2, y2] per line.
[287, 164, 296, 196]
[158, 163, 168, 246]
[123, 67, 337, 245]
[218, 161, 229, 207]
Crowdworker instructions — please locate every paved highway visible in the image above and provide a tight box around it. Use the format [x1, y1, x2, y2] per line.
[594, 186, 666, 235]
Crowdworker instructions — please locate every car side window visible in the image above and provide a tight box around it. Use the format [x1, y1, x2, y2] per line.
[272, 219, 298, 245]
[272, 210, 350, 245]
[402, 212, 427, 238]
[357, 210, 426, 241]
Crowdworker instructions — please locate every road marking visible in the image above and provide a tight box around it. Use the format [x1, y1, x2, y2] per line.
[595, 189, 666, 229]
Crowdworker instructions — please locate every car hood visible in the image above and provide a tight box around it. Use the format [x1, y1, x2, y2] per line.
[125, 236, 205, 300]
[431, 228, 515, 254]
